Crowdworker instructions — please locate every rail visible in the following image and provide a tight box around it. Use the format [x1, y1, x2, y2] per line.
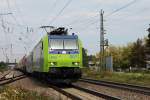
[80, 78, 150, 96]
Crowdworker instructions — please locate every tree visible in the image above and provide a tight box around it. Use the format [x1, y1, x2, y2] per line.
[120, 43, 133, 70]
[145, 32, 150, 54]
[107, 46, 122, 70]
[147, 26, 150, 46]
[0, 61, 6, 71]
[130, 39, 146, 68]
[88, 55, 96, 62]
[0, 61, 6, 67]
[82, 48, 88, 67]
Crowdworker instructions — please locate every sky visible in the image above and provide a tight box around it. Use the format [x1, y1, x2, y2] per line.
[0, 0, 150, 62]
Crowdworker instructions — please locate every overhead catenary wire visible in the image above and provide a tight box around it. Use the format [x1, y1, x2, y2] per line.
[41, 0, 60, 25]
[5, 0, 36, 55]
[5, 0, 38, 36]
[5, 0, 30, 43]
[66, 1, 104, 27]
[0, 12, 15, 61]
[0, 1, 41, 60]
[5, 0, 47, 49]
[13, 0, 27, 26]
[105, 0, 139, 17]
[74, 0, 140, 31]
[6, 0, 35, 29]
[0, 16, 10, 53]
[0, 0, 141, 60]
[6, 0, 21, 26]
[1, 48, 8, 61]
[66, 13, 98, 27]
[49, 0, 73, 24]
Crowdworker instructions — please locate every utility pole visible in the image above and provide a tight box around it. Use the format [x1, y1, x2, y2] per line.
[99, 10, 106, 72]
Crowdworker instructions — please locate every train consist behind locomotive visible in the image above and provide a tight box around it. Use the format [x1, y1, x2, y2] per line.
[17, 27, 83, 83]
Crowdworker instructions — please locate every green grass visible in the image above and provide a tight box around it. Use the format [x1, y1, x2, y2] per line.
[0, 66, 7, 72]
[0, 86, 53, 100]
[82, 68, 150, 87]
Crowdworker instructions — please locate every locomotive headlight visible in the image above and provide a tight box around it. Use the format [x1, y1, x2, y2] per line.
[75, 62, 79, 65]
[50, 62, 54, 66]
[73, 62, 79, 66]
[50, 62, 57, 66]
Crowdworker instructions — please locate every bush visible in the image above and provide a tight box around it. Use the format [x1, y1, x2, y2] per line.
[0, 86, 53, 100]
[0, 62, 7, 72]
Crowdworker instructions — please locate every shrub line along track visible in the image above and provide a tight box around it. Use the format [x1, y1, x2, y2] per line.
[80, 78, 150, 96]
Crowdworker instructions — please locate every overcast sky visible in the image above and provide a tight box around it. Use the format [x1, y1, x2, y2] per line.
[0, 0, 150, 62]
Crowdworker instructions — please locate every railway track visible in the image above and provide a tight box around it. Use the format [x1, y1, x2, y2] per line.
[47, 84, 82, 100]
[0, 71, 11, 80]
[31, 75, 120, 100]
[6, 69, 146, 99]
[71, 84, 121, 100]
[46, 82, 120, 100]
[80, 78, 150, 96]
[0, 70, 26, 86]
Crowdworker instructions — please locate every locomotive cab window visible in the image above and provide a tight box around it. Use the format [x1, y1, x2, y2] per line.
[64, 39, 78, 50]
[49, 39, 78, 50]
[49, 39, 63, 50]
